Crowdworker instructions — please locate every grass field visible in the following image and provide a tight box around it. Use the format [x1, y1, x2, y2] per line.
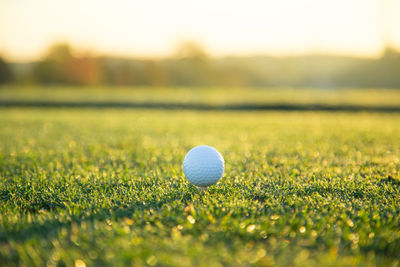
[1, 108, 400, 266]
[2, 87, 400, 107]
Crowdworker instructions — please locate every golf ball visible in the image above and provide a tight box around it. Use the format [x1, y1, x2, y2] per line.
[183, 145, 224, 188]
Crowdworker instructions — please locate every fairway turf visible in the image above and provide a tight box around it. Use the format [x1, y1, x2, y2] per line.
[2, 87, 400, 107]
[0, 109, 399, 266]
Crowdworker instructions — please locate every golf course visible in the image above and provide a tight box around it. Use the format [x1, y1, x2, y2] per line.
[1, 87, 399, 266]
[2, 0, 400, 265]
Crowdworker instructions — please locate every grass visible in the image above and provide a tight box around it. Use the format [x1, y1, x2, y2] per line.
[1, 86, 400, 107]
[0, 108, 399, 266]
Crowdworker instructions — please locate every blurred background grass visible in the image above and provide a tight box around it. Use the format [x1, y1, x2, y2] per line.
[1, 87, 400, 108]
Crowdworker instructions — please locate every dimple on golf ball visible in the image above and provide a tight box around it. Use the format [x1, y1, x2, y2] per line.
[183, 145, 225, 188]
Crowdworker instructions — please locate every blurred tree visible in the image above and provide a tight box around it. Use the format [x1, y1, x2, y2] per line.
[382, 46, 400, 60]
[170, 41, 214, 86]
[114, 61, 136, 86]
[33, 43, 73, 84]
[15, 42, 400, 88]
[33, 43, 101, 85]
[335, 47, 400, 88]
[145, 60, 169, 86]
[0, 56, 13, 84]
[175, 41, 209, 61]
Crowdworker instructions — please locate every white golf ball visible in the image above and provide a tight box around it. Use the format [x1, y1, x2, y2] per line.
[183, 145, 225, 188]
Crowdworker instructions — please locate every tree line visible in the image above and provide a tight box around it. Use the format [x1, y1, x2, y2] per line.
[1, 43, 400, 88]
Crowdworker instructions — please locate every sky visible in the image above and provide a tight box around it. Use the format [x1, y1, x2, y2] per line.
[0, 0, 399, 62]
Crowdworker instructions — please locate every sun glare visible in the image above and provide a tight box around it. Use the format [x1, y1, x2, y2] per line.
[0, 0, 399, 61]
